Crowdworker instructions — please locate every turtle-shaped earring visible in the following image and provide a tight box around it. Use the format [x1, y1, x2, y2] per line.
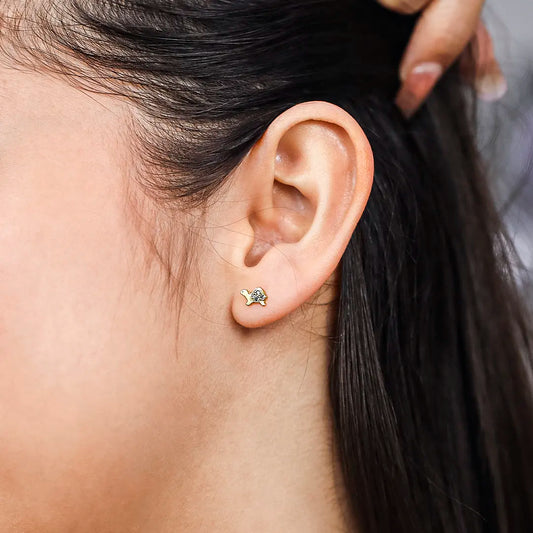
[240, 287, 268, 306]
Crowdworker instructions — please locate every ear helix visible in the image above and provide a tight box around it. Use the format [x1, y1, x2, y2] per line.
[240, 287, 268, 307]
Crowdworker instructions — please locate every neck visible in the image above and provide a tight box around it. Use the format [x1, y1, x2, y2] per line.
[152, 301, 354, 531]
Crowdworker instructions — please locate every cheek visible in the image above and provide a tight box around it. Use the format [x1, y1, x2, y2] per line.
[0, 147, 182, 530]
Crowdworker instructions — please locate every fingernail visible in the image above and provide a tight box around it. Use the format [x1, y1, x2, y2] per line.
[475, 71, 508, 102]
[395, 62, 443, 119]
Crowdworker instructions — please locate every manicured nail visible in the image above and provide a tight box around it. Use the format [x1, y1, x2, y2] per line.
[395, 62, 443, 119]
[475, 70, 508, 102]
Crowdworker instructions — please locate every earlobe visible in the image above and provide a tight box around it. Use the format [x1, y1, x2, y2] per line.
[227, 101, 374, 329]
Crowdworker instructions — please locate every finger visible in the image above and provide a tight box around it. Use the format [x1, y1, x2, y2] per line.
[376, 0, 430, 14]
[399, 0, 484, 79]
[469, 22, 508, 101]
[395, 0, 484, 118]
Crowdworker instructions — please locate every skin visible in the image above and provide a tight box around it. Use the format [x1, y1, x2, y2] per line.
[0, 2, 496, 530]
[0, 53, 373, 531]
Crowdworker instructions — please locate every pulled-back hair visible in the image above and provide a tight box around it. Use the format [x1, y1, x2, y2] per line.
[3, 1, 532, 531]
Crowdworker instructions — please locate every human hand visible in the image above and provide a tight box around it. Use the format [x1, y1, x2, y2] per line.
[377, 0, 507, 118]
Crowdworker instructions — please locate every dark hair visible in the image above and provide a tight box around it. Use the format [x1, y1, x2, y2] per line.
[3, 1, 533, 531]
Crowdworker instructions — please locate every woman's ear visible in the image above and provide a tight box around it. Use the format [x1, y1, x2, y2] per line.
[210, 101, 374, 329]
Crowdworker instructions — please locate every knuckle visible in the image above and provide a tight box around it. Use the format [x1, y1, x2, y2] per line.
[432, 33, 464, 64]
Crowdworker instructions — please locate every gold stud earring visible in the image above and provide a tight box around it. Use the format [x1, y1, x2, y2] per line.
[240, 287, 268, 306]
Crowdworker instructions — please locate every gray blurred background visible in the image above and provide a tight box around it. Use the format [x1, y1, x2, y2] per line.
[482, 0, 533, 307]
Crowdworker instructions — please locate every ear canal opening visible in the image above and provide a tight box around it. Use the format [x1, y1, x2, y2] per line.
[244, 181, 314, 267]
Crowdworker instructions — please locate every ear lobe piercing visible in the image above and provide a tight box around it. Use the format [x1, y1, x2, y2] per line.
[241, 287, 268, 306]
